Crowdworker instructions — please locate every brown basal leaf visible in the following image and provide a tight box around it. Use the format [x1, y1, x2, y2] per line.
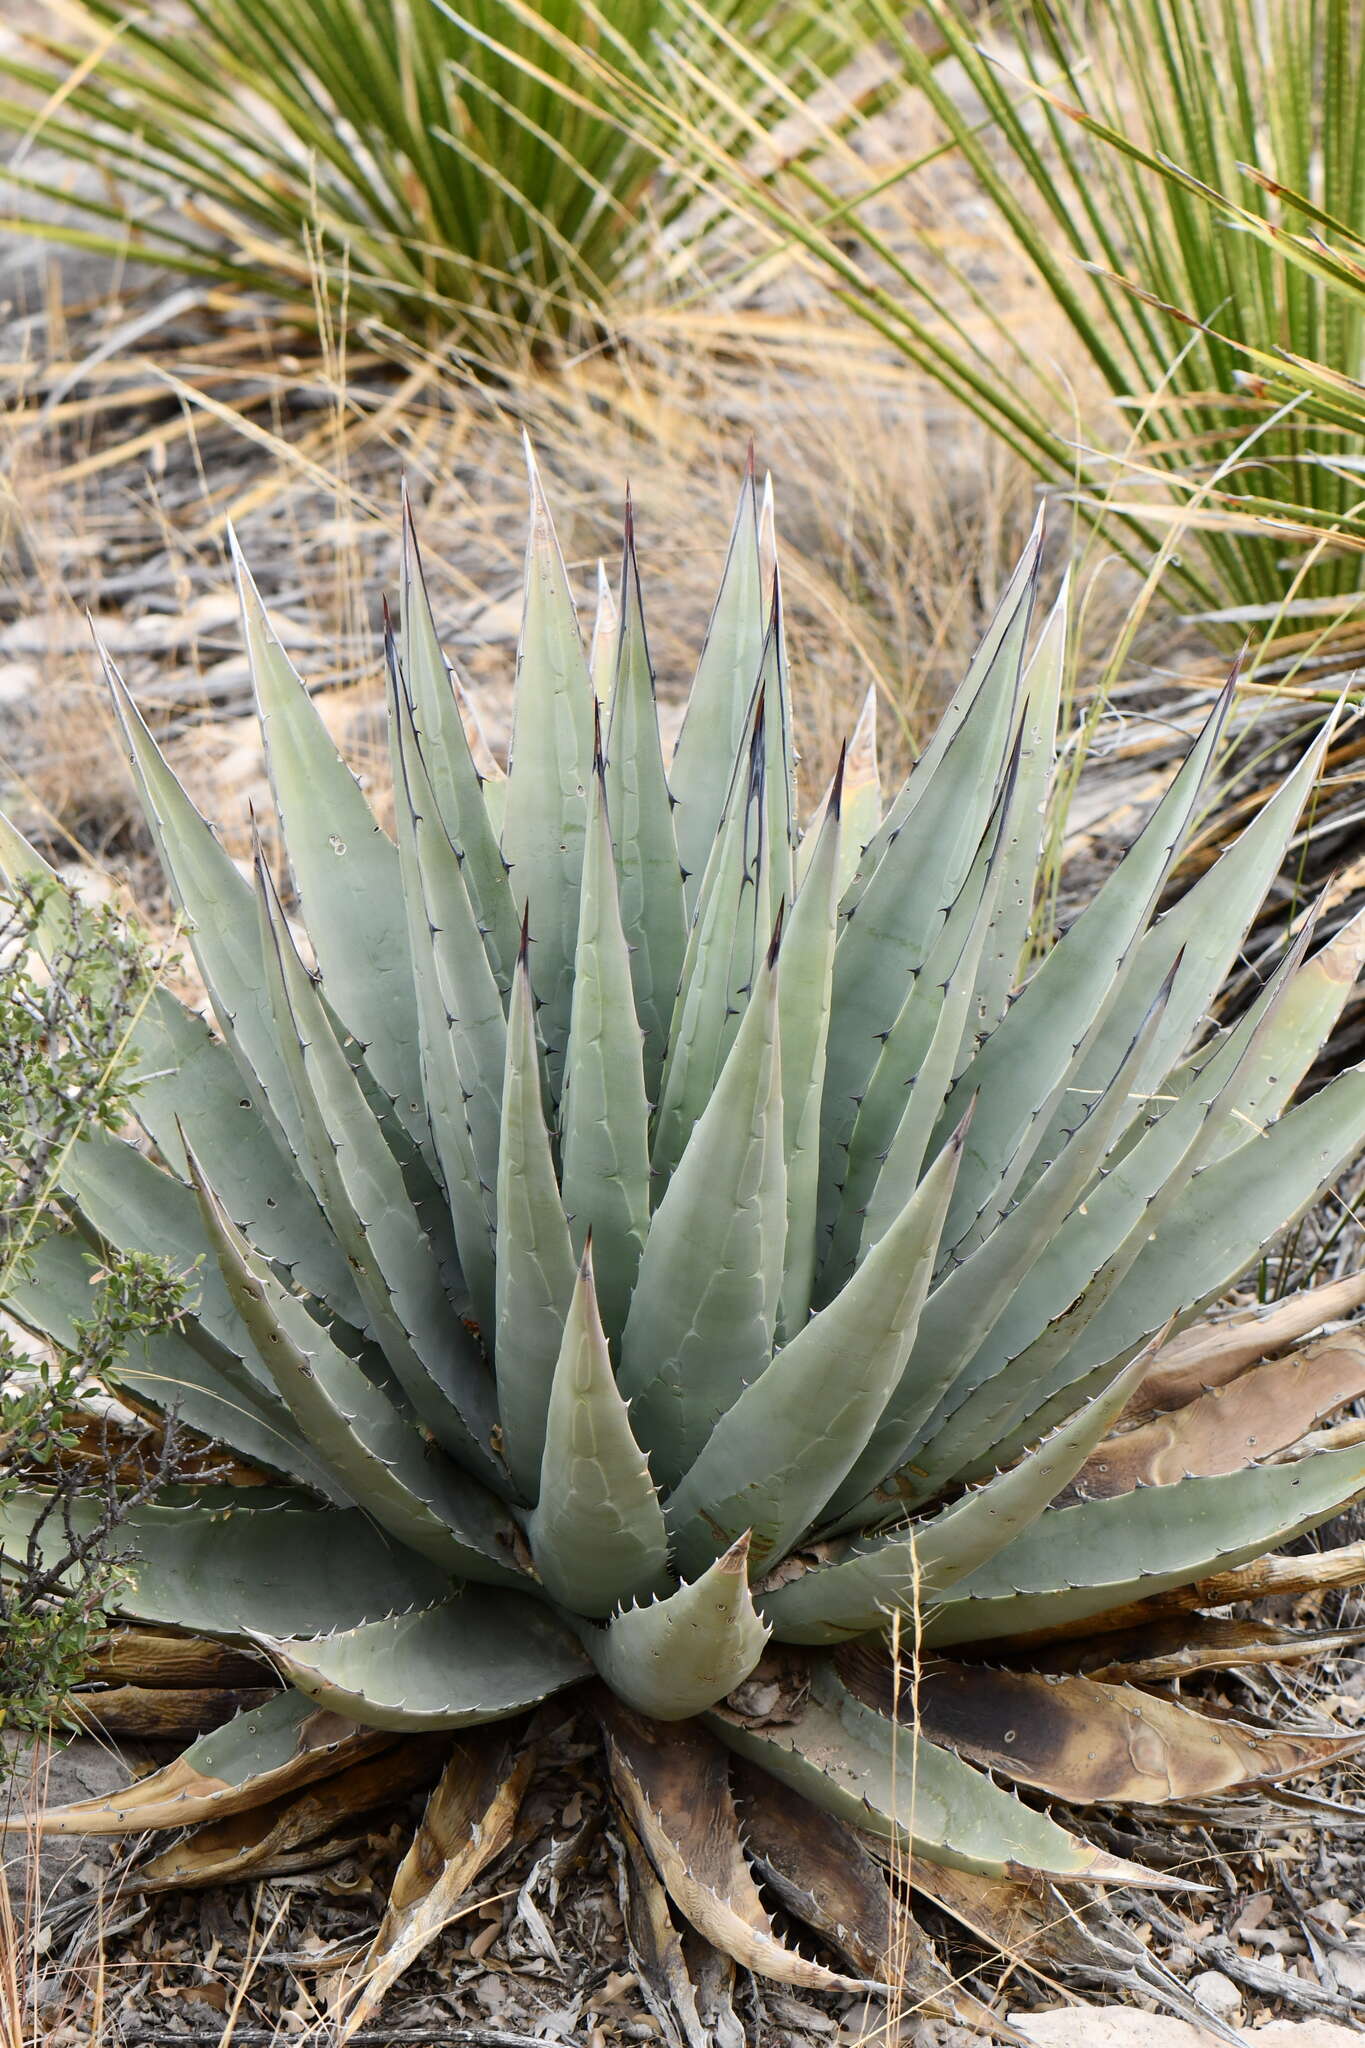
[9, 1707, 393, 1835]
[600, 1696, 867, 1995]
[1070, 1332, 1365, 1500]
[615, 1811, 711, 2048]
[1124, 1276, 1365, 1419]
[138, 1735, 451, 1890]
[1020, 1615, 1365, 1683]
[988, 1538, 1365, 1648]
[334, 1725, 536, 2036]
[911, 1662, 1363, 1804]
[82, 1628, 270, 1689]
[733, 1759, 1021, 2039]
[64, 1683, 275, 1739]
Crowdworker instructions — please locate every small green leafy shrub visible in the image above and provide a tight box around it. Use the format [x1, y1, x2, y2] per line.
[0, 884, 187, 1737]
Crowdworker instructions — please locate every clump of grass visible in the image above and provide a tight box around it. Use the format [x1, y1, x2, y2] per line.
[0, 0, 866, 362]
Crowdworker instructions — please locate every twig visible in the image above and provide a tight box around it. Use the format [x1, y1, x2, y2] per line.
[115, 2030, 575, 2047]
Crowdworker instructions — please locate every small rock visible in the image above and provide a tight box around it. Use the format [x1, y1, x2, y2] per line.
[1189, 1971, 1244, 2024]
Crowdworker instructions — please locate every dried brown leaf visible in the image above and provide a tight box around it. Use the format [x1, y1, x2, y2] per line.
[733, 1758, 1020, 2038]
[8, 1707, 393, 1835]
[82, 1629, 270, 1688]
[910, 1662, 1363, 1804]
[138, 1735, 451, 1890]
[334, 1725, 536, 2035]
[1072, 1332, 1365, 1500]
[63, 1683, 276, 1739]
[1021, 1615, 1365, 1682]
[1125, 1279, 1365, 1419]
[599, 1696, 866, 1994]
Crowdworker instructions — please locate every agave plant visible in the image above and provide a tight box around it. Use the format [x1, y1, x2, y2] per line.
[6, 454, 1365, 2024]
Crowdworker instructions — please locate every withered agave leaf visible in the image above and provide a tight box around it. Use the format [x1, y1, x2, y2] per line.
[899, 1657, 1365, 1803]
[905, 1861, 1233, 2041]
[1124, 1270, 1365, 1418]
[732, 1756, 1025, 2039]
[1065, 1330, 1365, 1501]
[601, 1699, 868, 1994]
[334, 1728, 537, 2035]
[137, 1737, 451, 1891]
[1, 1691, 393, 1837]
[1024, 1614, 1365, 1683]
[709, 1655, 1188, 1888]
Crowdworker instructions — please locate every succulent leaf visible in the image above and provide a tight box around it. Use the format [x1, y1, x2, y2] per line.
[759, 1343, 1160, 1645]
[925, 1441, 1365, 1646]
[188, 1146, 525, 1585]
[621, 942, 786, 1487]
[934, 677, 1233, 1256]
[254, 849, 498, 1480]
[528, 1247, 669, 1616]
[386, 641, 499, 1329]
[653, 684, 771, 1185]
[0, 1489, 448, 1638]
[586, 1536, 770, 1719]
[0, 1691, 392, 1838]
[499, 442, 594, 1090]
[231, 533, 427, 1160]
[670, 462, 765, 911]
[494, 941, 578, 1500]
[666, 1113, 968, 1577]
[7, 1226, 348, 1502]
[559, 755, 652, 1338]
[399, 490, 520, 993]
[603, 510, 687, 1098]
[776, 762, 843, 1338]
[259, 1593, 590, 1731]
[708, 1658, 1169, 1884]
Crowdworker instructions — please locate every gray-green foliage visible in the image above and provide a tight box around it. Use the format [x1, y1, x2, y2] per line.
[6, 455, 1365, 1876]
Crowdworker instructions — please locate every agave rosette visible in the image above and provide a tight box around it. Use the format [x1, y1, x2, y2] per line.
[6, 451, 1365, 2017]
